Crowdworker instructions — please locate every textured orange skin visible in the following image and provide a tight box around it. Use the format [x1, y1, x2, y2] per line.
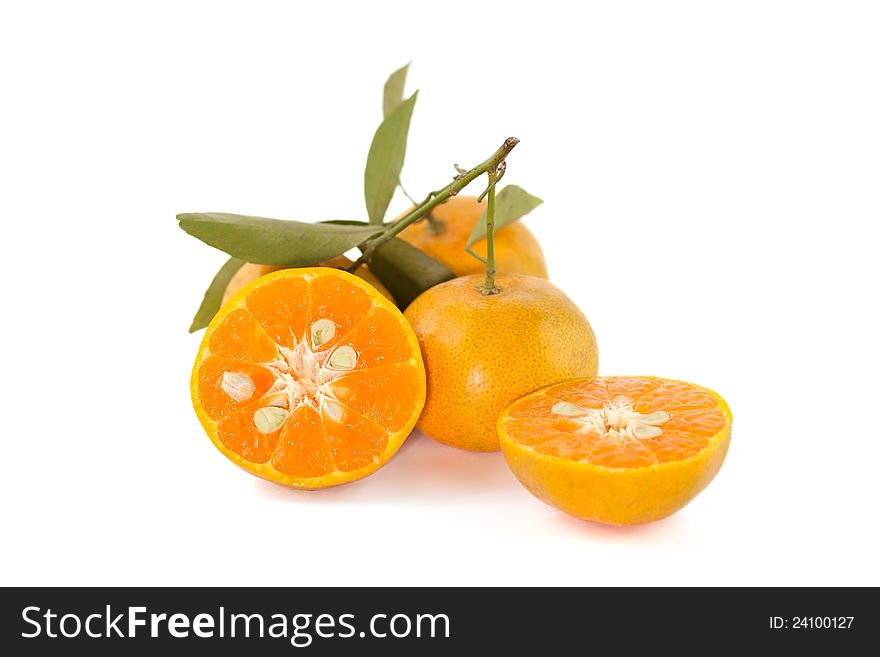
[404, 274, 598, 451]
[222, 255, 394, 306]
[192, 267, 425, 489]
[498, 377, 732, 525]
[398, 196, 548, 278]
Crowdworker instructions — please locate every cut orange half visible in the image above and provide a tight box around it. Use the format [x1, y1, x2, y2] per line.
[191, 267, 426, 489]
[497, 376, 731, 525]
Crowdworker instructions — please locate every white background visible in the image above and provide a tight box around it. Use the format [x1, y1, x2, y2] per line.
[2, 1, 878, 587]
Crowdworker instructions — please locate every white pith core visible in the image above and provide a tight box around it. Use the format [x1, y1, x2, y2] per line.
[551, 395, 671, 440]
[218, 319, 358, 434]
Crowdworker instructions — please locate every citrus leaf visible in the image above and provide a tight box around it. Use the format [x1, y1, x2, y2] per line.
[383, 62, 410, 118]
[188, 257, 245, 333]
[320, 219, 373, 226]
[364, 91, 418, 225]
[467, 185, 544, 248]
[178, 213, 383, 266]
[368, 238, 454, 308]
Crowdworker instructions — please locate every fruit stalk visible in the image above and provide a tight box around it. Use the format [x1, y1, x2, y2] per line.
[348, 137, 519, 272]
[481, 165, 499, 294]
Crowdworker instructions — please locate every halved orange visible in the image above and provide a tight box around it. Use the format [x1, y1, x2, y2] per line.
[497, 376, 731, 525]
[191, 267, 426, 489]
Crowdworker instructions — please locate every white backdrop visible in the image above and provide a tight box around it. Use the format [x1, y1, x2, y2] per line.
[2, 1, 878, 586]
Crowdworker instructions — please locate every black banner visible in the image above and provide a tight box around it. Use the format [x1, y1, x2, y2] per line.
[1, 587, 874, 654]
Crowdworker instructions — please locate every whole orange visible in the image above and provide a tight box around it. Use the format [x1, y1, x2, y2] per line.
[222, 255, 393, 305]
[398, 196, 548, 278]
[403, 273, 598, 451]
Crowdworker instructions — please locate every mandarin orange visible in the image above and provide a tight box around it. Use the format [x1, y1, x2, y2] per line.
[498, 376, 731, 524]
[404, 273, 598, 451]
[192, 268, 425, 488]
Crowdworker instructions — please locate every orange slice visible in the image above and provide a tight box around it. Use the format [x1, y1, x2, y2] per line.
[497, 376, 731, 525]
[191, 267, 426, 489]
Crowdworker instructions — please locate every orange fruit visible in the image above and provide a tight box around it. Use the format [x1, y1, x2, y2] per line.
[191, 267, 426, 488]
[497, 376, 732, 525]
[403, 273, 598, 451]
[222, 255, 393, 306]
[398, 196, 548, 278]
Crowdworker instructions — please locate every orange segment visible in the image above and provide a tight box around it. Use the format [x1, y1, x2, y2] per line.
[507, 393, 563, 420]
[641, 379, 720, 413]
[534, 433, 603, 461]
[341, 306, 413, 369]
[662, 408, 726, 437]
[216, 401, 280, 464]
[642, 430, 710, 464]
[327, 362, 423, 433]
[244, 275, 310, 348]
[501, 417, 575, 447]
[603, 376, 663, 401]
[272, 406, 334, 478]
[321, 400, 389, 472]
[497, 376, 732, 525]
[588, 439, 658, 468]
[196, 355, 278, 421]
[207, 308, 279, 363]
[544, 377, 609, 410]
[191, 267, 426, 489]
[307, 274, 374, 351]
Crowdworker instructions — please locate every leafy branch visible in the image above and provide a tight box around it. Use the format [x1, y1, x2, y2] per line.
[348, 137, 520, 272]
[180, 63, 541, 327]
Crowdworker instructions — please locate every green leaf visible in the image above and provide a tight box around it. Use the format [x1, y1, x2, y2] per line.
[178, 213, 383, 266]
[368, 238, 454, 309]
[383, 62, 410, 118]
[466, 185, 544, 248]
[188, 257, 245, 333]
[319, 219, 372, 226]
[364, 91, 418, 225]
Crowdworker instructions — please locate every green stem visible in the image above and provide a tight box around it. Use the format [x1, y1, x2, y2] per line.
[348, 137, 519, 272]
[481, 166, 499, 294]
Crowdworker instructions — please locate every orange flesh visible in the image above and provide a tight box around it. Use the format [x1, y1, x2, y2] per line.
[194, 270, 423, 481]
[503, 377, 726, 468]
